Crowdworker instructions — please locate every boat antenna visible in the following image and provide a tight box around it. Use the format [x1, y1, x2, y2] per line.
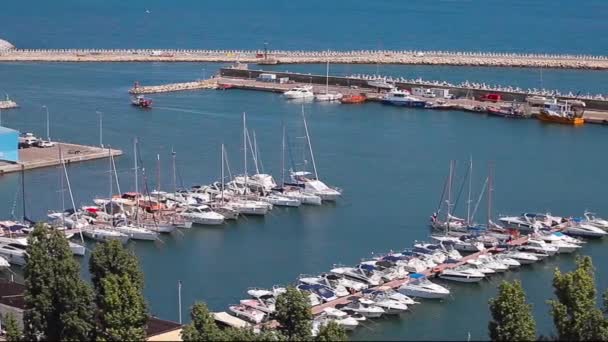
[301, 104, 319, 180]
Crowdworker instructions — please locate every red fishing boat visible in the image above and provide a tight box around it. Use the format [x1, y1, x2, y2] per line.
[131, 95, 153, 108]
[340, 93, 367, 104]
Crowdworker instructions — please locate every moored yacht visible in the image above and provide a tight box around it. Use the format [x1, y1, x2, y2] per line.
[262, 193, 301, 207]
[112, 224, 159, 241]
[563, 220, 607, 238]
[290, 172, 341, 201]
[439, 266, 485, 283]
[179, 206, 225, 225]
[283, 86, 314, 99]
[82, 226, 129, 244]
[398, 273, 450, 299]
[382, 89, 427, 107]
[0, 242, 27, 266]
[228, 304, 266, 324]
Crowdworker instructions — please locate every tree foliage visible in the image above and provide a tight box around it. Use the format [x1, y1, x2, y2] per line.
[89, 241, 147, 341]
[3, 312, 22, 342]
[488, 280, 536, 341]
[23, 223, 95, 341]
[274, 286, 312, 341]
[315, 321, 348, 342]
[181, 302, 223, 341]
[549, 256, 608, 341]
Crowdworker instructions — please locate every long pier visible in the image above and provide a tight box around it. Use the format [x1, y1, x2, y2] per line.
[2, 48, 608, 70]
[129, 79, 217, 94]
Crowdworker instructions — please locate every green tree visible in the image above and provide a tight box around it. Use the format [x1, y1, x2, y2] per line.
[315, 321, 348, 342]
[549, 256, 608, 341]
[274, 286, 312, 341]
[488, 280, 536, 341]
[89, 241, 147, 341]
[181, 302, 223, 341]
[3, 312, 22, 342]
[23, 223, 95, 341]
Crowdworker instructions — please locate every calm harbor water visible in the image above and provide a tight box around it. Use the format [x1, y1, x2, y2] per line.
[0, 62, 607, 340]
[2, 0, 608, 339]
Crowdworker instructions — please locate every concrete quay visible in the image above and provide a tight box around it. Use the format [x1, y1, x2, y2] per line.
[0, 143, 122, 175]
[129, 79, 218, 94]
[2, 48, 608, 70]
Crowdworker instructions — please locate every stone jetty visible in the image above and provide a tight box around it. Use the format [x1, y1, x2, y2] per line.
[2, 48, 608, 70]
[129, 78, 218, 94]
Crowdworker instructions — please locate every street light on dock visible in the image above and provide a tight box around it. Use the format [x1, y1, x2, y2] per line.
[42, 105, 50, 141]
[96, 111, 103, 148]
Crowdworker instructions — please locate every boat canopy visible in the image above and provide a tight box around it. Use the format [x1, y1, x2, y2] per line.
[409, 273, 426, 279]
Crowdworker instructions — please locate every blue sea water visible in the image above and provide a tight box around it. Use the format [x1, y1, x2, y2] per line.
[1, 1, 608, 340]
[1, 0, 608, 54]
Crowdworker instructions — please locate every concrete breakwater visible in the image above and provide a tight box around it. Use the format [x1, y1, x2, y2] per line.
[129, 79, 217, 94]
[219, 68, 608, 111]
[2, 48, 608, 70]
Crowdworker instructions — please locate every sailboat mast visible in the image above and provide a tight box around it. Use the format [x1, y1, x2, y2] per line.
[20, 165, 26, 222]
[60, 149, 83, 243]
[111, 152, 122, 195]
[108, 147, 113, 216]
[221, 144, 225, 202]
[134, 138, 139, 195]
[466, 156, 473, 225]
[325, 60, 329, 94]
[156, 153, 161, 191]
[281, 125, 286, 187]
[243, 112, 248, 192]
[487, 162, 493, 229]
[172, 149, 177, 194]
[301, 105, 319, 180]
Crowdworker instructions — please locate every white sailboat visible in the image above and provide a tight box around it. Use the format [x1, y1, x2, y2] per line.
[314, 60, 342, 101]
[289, 106, 341, 201]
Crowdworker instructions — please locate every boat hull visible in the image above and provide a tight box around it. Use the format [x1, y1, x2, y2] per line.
[398, 287, 449, 299]
[382, 99, 427, 107]
[438, 274, 484, 283]
[537, 113, 584, 125]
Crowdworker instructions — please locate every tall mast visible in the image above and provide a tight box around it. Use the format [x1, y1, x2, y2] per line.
[243, 112, 248, 193]
[134, 138, 139, 195]
[281, 125, 286, 187]
[111, 152, 121, 195]
[172, 149, 177, 195]
[20, 165, 26, 222]
[156, 153, 161, 191]
[60, 149, 83, 243]
[466, 156, 473, 225]
[221, 144, 225, 202]
[446, 160, 454, 233]
[487, 162, 494, 228]
[301, 104, 319, 180]
[108, 146, 113, 216]
[325, 60, 329, 94]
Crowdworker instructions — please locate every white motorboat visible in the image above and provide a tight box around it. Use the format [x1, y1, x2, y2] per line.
[321, 308, 359, 330]
[344, 300, 385, 318]
[432, 235, 485, 253]
[564, 221, 607, 238]
[398, 273, 450, 299]
[246, 288, 273, 299]
[179, 206, 225, 225]
[498, 215, 544, 232]
[363, 286, 419, 306]
[112, 224, 158, 241]
[502, 251, 538, 265]
[142, 221, 177, 234]
[0, 235, 85, 257]
[281, 189, 322, 206]
[0, 243, 27, 266]
[233, 173, 277, 192]
[540, 231, 584, 245]
[439, 266, 485, 283]
[466, 259, 496, 274]
[262, 194, 301, 207]
[239, 299, 275, 314]
[228, 304, 266, 324]
[476, 255, 509, 272]
[330, 266, 382, 286]
[82, 227, 129, 244]
[0, 255, 10, 269]
[520, 239, 559, 256]
[322, 273, 368, 292]
[362, 296, 407, 315]
[382, 89, 427, 107]
[291, 172, 341, 201]
[298, 274, 350, 297]
[494, 254, 521, 269]
[584, 212, 608, 230]
[549, 240, 581, 253]
[283, 86, 314, 99]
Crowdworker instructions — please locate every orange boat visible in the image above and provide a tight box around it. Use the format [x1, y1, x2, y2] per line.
[340, 93, 367, 104]
[537, 101, 584, 126]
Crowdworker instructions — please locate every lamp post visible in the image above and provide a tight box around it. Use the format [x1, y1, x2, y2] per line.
[42, 105, 50, 141]
[96, 111, 103, 148]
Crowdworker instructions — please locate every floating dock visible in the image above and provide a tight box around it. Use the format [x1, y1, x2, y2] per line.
[0, 143, 123, 174]
[2, 48, 608, 70]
